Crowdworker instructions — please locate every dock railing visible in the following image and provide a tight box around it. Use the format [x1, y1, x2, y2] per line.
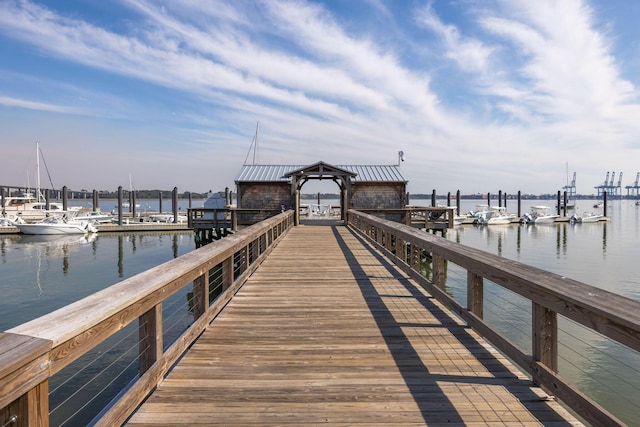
[1, 211, 294, 427]
[347, 209, 640, 427]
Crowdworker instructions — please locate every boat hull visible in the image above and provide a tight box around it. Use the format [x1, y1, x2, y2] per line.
[580, 215, 603, 223]
[17, 223, 89, 235]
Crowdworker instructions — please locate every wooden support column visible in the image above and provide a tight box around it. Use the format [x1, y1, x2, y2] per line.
[172, 187, 178, 224]
[433, 254, 446, 290]
[395, 237, 404, 261]
[532, 302, 558, 380]
[117, 186, 123, 225]
[193, 273, 209, 320]
[0, 333, 52, 427]
[222, 257, 234, 290]
[139, 304, 163, 375]
[467, 272, 483, 318]
[411, 244, 421, 271]
[62, 186, 68, 212]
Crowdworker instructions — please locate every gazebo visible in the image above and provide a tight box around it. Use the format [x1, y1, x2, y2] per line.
[234, 161, 408, 223]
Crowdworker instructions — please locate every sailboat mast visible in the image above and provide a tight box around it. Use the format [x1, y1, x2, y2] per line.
[36, 142, 41, 202]
[253, 121, 259, 165]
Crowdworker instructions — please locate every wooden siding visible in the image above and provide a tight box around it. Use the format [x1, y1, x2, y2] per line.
[238, 183, 292, 210]
[351, 182, 405, 209]
[126, 224, 581, 426]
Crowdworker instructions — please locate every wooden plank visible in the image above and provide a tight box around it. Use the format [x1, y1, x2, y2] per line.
[126, 225, 582, 426]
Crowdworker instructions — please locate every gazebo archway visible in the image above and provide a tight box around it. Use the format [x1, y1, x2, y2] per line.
[285, 162, 357, 225]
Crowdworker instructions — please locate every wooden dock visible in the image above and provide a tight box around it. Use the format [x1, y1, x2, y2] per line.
[126, 224, 581, 426]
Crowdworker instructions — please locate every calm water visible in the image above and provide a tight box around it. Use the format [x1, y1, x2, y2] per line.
[1, 197, 639, 424]
[0, 231, 196, 330]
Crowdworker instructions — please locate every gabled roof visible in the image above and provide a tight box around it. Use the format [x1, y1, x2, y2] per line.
[284, 161, 357, 179]
[235, 162, 407, 183]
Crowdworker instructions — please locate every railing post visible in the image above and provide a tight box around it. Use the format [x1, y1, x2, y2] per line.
[193, 273, 209, 320]
[532, 302, 558, 379]
[0, 331, 51, 427]
[139, 304, 163, 375]
[222, 257, 234, 291]
[395, 236, 404, 261]
[433, 254, 446, 290]
[411, 244, 421, 271]
[467, 272, 483, 318]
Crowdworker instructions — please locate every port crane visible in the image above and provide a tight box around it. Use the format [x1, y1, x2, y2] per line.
[626, 172, 640, 198]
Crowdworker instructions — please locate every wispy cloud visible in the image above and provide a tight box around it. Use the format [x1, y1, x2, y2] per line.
[0, 0, 638, 193]
[0, 96, 76, 113]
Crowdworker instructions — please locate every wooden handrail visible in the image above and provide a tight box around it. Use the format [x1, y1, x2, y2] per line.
[1, 211, 294, 427]
[347, 209, 638, 427]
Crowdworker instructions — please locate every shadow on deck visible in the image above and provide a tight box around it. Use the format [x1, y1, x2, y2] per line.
[126, 224, 581, 426]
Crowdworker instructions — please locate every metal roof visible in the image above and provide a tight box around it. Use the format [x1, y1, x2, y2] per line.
[235, 163, 407, 183]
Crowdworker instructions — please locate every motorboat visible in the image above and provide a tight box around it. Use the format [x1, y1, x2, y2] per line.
[594, 201, 604, 208]
[469, 205, 490, 224]
[17, 215, 99, 235]
[0, 215, 21, 231]
[149, 214, 188, 223]
[571, 212, 604, 223]
[470, 205, 515, 225]
[71, 209, 114, 224]
[485, 206, 517, 225]
[522, 206, 559, 224]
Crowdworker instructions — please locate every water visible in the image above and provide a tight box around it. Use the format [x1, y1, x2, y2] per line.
[0, 231, 196, 331]
[2, 197, 639, 424]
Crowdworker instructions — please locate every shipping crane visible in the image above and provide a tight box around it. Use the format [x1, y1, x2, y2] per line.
[615, 172, 623, 197]
[626, 172, 640, 198]
[595, 171, 611, 198]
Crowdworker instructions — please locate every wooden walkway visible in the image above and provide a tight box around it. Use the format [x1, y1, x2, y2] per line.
[126, 224, 581, 426]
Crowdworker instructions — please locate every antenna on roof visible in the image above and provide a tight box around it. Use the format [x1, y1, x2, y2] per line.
[243, 121, 260, 165]
[398, 150, 405, 165]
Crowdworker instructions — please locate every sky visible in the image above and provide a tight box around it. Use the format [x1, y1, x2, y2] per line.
[1, 0, 640, 196]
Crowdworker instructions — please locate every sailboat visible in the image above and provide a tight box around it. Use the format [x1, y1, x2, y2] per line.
[114, 173, 140, 211]
[2, 143, 79, 222]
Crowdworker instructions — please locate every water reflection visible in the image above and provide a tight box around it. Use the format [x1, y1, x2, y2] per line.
[0, 231, 195, 332]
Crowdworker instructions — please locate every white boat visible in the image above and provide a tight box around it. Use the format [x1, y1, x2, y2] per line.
[17, 215, 98, 235]
[453, 214, 467, 225]
[149, 213, 188, 223]
[73, 209, 114, 224]
[1, 192, 83, 223]
[523, 206, 559, 224]
[557, 199, 576, 210]
[485, 206, 517, 225]
[3, 144, 82, 221]
[594, 201, 604, 208]
[571, 212, 604, 223]
[469, 205, 490, 224]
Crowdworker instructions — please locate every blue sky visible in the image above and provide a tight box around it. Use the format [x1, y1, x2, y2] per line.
[1, 0, 639, 195]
